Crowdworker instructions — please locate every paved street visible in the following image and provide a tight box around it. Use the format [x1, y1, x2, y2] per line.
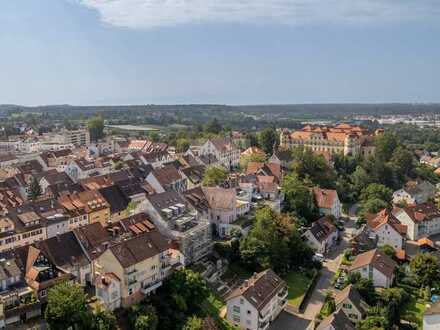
[286, 217, 355, 324]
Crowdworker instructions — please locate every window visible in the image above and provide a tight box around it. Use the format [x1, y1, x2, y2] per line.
[343, 303, 352, 309]
[240, 298, 244, 304]
[128, 288, 133, 295]
[232, 316, 240, 323]
[233, 306, 240, 313]
[247, 310, 251, 315]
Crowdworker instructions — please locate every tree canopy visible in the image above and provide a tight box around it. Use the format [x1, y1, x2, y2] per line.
[240, 207, 313, 274]
[87, 116, 105, 141]
[202, 166, 227, 187]
[45, 282, 89, 330]
[410, 253, 440, 287]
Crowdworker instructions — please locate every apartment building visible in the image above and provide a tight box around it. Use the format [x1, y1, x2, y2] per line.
[226, 269, 288, 330]
[139, 191, 212, 264]
[94, 231, 183, 307]
[393, 203, 440, 240]
[199, 138, 240, 170]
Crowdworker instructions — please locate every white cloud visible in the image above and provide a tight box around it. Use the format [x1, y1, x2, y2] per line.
[76, 0, 439, 29]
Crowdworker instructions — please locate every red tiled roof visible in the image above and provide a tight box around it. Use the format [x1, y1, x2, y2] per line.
[313, 187, 338, 210]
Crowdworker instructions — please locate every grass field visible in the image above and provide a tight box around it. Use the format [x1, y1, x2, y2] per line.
[284, 272, 314, 307]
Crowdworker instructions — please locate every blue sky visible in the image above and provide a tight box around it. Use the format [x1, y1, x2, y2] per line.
[0, 0, 439, 105]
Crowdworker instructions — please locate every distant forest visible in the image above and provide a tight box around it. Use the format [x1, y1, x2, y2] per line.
[1, 103, 440, 116]
[1, 103, 440, 131]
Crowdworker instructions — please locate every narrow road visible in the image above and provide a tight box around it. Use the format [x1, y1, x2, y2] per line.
[292, 217, 355, 321]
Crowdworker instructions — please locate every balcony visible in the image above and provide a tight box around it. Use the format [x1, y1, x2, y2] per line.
[141, 281, 163, 295]
[277, 288, 288, 300]
[259, 310, 271, 323]
[259, 321, 269, 330]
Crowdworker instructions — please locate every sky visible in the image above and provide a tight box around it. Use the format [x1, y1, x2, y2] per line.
[0, 0, 440, 106]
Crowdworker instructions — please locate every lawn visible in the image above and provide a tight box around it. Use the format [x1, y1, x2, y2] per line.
[400, 295, 426, 329]
[284, 271, 314, 307]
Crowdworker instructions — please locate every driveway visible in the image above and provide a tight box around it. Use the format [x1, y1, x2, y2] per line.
[294, 219, 352, 320]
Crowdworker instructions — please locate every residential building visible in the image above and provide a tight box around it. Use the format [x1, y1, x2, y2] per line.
[199, 138, 240, 170]
[303, 216, 338, 254]
[138, 191, 212, 264]
[280, 124, 379, 157]
[58, 190, 110, 226]
[313, 188, 342, 219]
[241, 147, 266, 159]
[8, 245, 73, 302]
[43, 129, 90, 146]
[225, 269, 287, 330]
[98, 185, 130, 223]
[184, 187, 250, 238]
[181, 165, 205, 189]
[65, 158, 99, 182]
[349, 249, 396, 288]
[246, 162, 281, 183]
[334, 284, 368, 323]
[269, 148, 294, 171]
[393, 203, 440, 240]
[423, 301, 440, 330]
[392, 180, 436, 205]
[94, 231, 183, 307]
[366, 209, 407, 250]
[145, 164, 188, 193]
[37, 149, 73, 171]
[316, 309, 355, 330]
[36, 231, 92, 286]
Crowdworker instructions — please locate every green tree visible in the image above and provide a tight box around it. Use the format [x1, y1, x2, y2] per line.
[202, 166, 227, 187]
[281, 173, 318, 222]
[240, 153, 266, 170]
[167, 269, 210, 314]
[357, 316, 388, 330]
[240, 207, 313, 273]
[204, 118, 222, 134]
[92, 308, 117, 330]
[378, 245, 395, 259]
[291, 147, 336, 188]
[45, 282, 88, 330]
[375, 132, 399, 162]
[182, 316, 203, 330]
[176, 138, 190, 153]
[29, 176, 42, 201]
[358, 183, 393, 216]
[258, 127, 278, 154]
[129, 305, 158, 330]
[347, 272, 376, 305]
[410, 253, 440, 287]
[390, 146, 414, 178]
[87, 116, 105, 141]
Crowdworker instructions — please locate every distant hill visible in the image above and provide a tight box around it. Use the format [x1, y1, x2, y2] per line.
[1, 103, 440, 116]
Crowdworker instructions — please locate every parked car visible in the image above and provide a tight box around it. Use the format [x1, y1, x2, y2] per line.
[313, 253, 325, 263]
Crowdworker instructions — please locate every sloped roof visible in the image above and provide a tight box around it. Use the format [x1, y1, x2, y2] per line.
[334, 284, 367, 315]
[313, 187, 338, 210]
[202, 187, 236, 210]
[109, 231, 171, 268]
[316, 309, 355, 330]
[350, 248, 396, 278]
[308, 216, 337, 243]
[398, 202, 440, 223]
[226, 269, 286, 312]
[367, 208, 407, 236]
